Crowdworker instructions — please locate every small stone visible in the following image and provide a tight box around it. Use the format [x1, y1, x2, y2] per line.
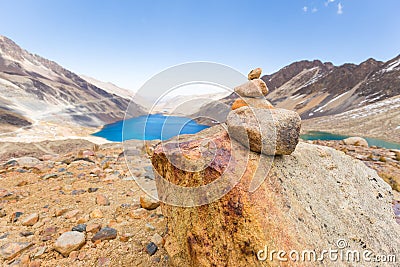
[140, 195, 160, 210]
[64, 209, 80, 219]
[145, 223, 156, 231]
[128, 208, 149, 219]
[227, 107, 301, 155]
[54, 231, 86, 257]
[78, 251, 86, 260]
[90, 209, 103, 219]
[151, 233, 164, 246]
[55, 208, 69, 217]
[343, 137, 369, 147]
[234, 79, 268, 97]
[20, 254, 31, 265]
[0, 242, 33, 260]
[21, 213, 39, 226]
[248, 68, 262, 80]
[86, 223, 101, 233]
[97, 257, 110, 266]
[71, 189, 86, 195]
[16, 180, 28, 186]
[33, 246, 47, 259]
[231, 97, 274, 110]
[88, 188, 99, 193]
[145, 242, 158, 256]
[91, 227, 117, 242]
[69, 250, 79, 260]
[41, 173, 58, 180]
[20, 231, 34, 237]
[96, 194, 110, 206]
[72, 224, 87, 232]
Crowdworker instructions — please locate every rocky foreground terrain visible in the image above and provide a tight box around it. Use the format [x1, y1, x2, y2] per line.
[0, 136, 399, 266]
[0, 140, 168, 266]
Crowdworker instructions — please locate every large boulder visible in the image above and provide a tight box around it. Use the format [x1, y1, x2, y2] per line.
[227, 107, 301, 155]
[151, 125, 400, 266]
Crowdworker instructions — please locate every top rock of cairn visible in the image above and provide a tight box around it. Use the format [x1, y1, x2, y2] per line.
[228, 68, 301, 156]
[247, 67, 262, 80]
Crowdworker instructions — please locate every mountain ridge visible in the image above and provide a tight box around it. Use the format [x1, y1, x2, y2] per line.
[0, 35, 144, 136]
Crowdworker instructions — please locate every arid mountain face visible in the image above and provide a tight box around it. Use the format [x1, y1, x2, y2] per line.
[261, 56, 400, 119]
[0, 35, 144, 133]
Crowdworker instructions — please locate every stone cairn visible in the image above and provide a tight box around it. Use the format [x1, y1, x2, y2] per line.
[227, 68, 301, 155]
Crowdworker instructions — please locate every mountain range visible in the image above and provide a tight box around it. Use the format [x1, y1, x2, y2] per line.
[0, 35, 144, 135]
[194, 55, 400, 143]
[0, 35, 399, 143]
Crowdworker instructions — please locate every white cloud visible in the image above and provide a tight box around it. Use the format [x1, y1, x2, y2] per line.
[325, 0, 335, 6]
[312, 7, 318, 13]
[337, 2, 343, 14]
[303, 6, 308, 12]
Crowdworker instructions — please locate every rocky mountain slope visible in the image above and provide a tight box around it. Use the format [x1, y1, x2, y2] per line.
[261, 56, 400, 119]
[0, 35, 144, 134]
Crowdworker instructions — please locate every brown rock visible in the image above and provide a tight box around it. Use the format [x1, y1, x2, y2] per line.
[64, 209, 80, 219]
[247, 67, 262, 80]
[234, 79, 268, 97]
[128, 208, 149, 219]
[231, 97, 273, 110]
[140, 195, 160, 210]
[151, 125, 400, 266]
[90, 209, 103, 219]
[21, 213, 39, 226]
[91, 227, 117, 242]
[54, 231, 86, 257]
[55, 208, 69, 217]
[227, 107, 301, 155]
[96, 194, 110, 206]
[0, 242, 33, 260]
[86, 223, 101, 233]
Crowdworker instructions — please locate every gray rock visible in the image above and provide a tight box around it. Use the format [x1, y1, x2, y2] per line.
[54, 231, 86, 257]
[146, 242, 158, 256]
[234, 79, 268, 97]
[227, 107, 301, 155]
[91, 227, 117, 242]
[5, 157, 40, 168]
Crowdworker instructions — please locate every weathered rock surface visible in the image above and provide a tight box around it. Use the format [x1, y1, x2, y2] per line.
[54, 231, 86, 257]
[343, 136, 369, 147]
[0, 242, 33, 260]
[234, 79, 268, 97]
[248, 68, 262, 80]
[152, 124, 400, 266]
[227, 107, 301, 155]
[231, 97, 273, 110]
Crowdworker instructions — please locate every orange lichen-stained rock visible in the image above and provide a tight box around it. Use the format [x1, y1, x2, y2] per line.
[151, 125, 400, 266]
[231, 98, 274, 110]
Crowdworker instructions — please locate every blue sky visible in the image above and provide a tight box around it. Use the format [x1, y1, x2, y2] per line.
[0, 0, 399, 90]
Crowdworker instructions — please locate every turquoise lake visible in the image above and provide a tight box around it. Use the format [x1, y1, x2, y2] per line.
[301, 131, 400, 150]
[92, 114, 209, 142]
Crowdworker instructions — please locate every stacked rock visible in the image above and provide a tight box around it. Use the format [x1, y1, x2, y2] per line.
[231, 68, 274, 110]
[227, 68, 301, 156]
